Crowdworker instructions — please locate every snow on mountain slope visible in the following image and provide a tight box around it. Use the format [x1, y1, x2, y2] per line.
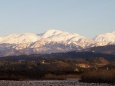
[40, 29, 63, 38]
[1, 29, 115, 56]
[42, 30, 93, 46]
[0, 33, 40, 44]
[94, 31, 115, 46]
[31, 29, 94, 49]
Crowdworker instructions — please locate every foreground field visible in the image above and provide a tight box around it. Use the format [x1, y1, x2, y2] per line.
[0, 80, 113, 86]
[0, 57, 114, 84]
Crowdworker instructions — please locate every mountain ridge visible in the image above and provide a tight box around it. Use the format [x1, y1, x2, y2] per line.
[0, 29, 114, 56]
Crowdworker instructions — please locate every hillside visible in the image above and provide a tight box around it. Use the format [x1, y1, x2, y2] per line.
[85, 45, 115, 55]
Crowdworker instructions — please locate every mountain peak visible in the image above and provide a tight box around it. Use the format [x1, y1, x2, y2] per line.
[41, 29, 63, 38]
[94, 31, 115, 46]
[46, 29, 62, 32]
[45, 29, 63, 34]
[0, 33, 39, 44]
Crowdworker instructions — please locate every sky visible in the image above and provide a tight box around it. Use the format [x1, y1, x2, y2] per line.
[0, 0, 115, 39]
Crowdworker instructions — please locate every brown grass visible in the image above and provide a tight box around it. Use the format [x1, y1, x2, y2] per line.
[43, 74, 80, 80]
[80, 69, 115, 84]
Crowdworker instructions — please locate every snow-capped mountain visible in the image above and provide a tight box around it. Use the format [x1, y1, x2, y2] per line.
[0, 29, 115, 57]
[0, 29, 94, 56]
[94, 31, 115, 46]
[0, 33, 40, 44]
[29, 30, 94, 54]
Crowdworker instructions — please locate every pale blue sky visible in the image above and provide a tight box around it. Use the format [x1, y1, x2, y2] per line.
[0, 0, 115, 38]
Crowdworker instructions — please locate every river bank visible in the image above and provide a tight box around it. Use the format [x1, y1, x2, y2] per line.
[0, 80, 114, 86]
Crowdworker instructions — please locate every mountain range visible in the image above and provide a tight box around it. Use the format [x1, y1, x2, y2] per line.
[0, 29, 115, 56]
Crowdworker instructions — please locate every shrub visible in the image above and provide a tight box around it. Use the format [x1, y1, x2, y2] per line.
[80, 69, 115, 84]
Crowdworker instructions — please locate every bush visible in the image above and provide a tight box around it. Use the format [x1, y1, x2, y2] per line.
[80, 69, 115, 84]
